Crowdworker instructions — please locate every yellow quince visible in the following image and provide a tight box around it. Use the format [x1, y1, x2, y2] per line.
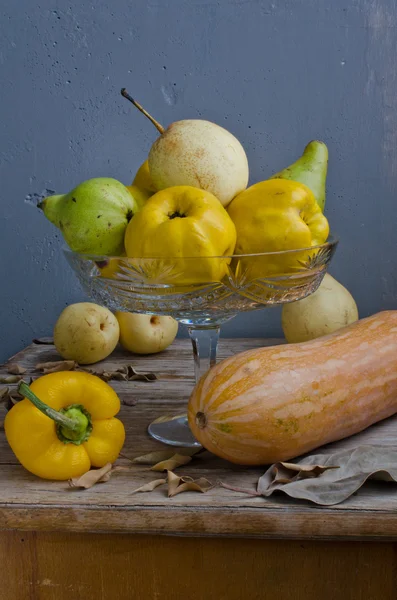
[227, 179, 329, 278]
[124, 186, 236, 285]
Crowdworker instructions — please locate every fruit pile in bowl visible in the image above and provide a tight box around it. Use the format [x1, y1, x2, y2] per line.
[39, 88, 335, 298]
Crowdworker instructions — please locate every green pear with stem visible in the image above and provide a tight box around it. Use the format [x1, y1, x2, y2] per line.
[270, 141, 328, 212]
[38, 178, 138, 255]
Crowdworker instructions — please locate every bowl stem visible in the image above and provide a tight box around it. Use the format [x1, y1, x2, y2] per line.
[187, 325, 220, 384]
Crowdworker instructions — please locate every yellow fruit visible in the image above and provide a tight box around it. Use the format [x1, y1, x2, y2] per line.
[54, 302, 119, 364]
[96, 257, 122, 278]
[126, 184, 151, 210]
[124, 186, 236, 285]
[282, 273, 359, 342]
[227, 179, 329, 278]
[148, 121, 249, 207]
[116, 312, 178, 354]
[132, 160, 157, 194]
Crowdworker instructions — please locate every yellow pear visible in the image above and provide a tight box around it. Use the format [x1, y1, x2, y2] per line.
[121, 89, 248, 207]
[116, 312, 178, 354]
[282, 274, 358, 343]
[54, 303, 119, 364]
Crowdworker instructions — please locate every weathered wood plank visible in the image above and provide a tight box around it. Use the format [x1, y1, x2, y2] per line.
[2, 532, 395, 600]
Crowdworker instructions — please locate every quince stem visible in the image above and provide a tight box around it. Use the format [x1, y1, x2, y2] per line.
[121, 88, 165, 134]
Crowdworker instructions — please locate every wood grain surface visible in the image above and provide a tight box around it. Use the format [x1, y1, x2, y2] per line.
[2, 339, 397, 540]
[1, 532, 396, 600]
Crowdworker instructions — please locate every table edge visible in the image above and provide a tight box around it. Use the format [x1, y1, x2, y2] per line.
[1, 503, 397, 540]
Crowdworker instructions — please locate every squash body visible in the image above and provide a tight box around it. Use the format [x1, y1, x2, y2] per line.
[188, 311, 397, 465]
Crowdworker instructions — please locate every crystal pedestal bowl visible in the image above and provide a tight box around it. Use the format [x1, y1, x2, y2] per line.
[65, 237, 338, 447]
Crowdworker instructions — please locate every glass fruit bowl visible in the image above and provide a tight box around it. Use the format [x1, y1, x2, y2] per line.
[64, 236, 338, 447]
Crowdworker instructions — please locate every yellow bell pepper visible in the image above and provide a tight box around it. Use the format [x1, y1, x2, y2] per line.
[227, 179, 329, 278]
[124, 185, 236, 285]
[4, 372, 125, 480]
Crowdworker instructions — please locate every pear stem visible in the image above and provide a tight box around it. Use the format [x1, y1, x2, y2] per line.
[121, 88, 165, 134]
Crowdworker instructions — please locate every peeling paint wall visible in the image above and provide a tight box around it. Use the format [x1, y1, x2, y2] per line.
[1, 0, 396, 360]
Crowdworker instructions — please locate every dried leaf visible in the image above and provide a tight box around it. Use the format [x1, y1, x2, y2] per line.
[131, 447, 201, 465]
[121, 396, 138, 407]
[93, 364, 156, 383]
[68, 463, 113, 489]
[0, 379, 35, 409]
[33, 337, 54, 345]
[7, 364, 27, 375]
[256, 445, 397, 506]
[0, 387, 9, 402]
[6, 390, 23, 407]
[100, 371, 127, 382]
[167, 470, 213, 497]
[280, 462, 333, 474]
[36, 360, 77, 374]
[220, 482, 259, 496]
[110, 465, 131, 474]
[131, 479, 167, 494]
[0, 375, 23, 384]
[151, 453, 192, 471]
[126, 365, 157, 382]
[268, 462, 339, 485]
[150, 413, 186, 425]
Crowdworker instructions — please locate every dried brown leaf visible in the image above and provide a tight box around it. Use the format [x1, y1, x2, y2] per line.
[260, 462, 339, 488]
[167, 470, 213, 497]
[93, 364, 156, 383]
[131, 479, 167, 494]
[131, 447, 201, 465]
[7, 390, 23, 406]
[121, 396, 137, 407]
[151, 454, 192, 472]
[0, 387, 9, 402]
[126, 365, 157, 382]
[101, 371, 127, 382]
[7, 364, 27, 375]
[220, 482, 259, 496]
[110, 465, 131, 474]
[280, 462, 336, 478]
[150, 413, 186, 425]
[68, 463, 113, 489]
[0, 378, 35, 408]
[255, 445, 397, 506]
[36, 360, 77, 374]
[33, 337, 54, 345]
[0, 375, 23, 384]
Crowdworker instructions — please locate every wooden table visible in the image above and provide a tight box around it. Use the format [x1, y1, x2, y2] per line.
[1, 339, 397, 599]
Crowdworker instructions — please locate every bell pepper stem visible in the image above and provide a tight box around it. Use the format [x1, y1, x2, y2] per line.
[18, 381, 80, 431]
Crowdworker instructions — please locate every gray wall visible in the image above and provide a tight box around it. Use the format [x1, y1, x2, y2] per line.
[1, 0, 396, 362]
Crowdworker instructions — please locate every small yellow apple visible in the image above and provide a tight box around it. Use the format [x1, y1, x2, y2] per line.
[54, 302, 120, 364]
[115, 312, 178, 354]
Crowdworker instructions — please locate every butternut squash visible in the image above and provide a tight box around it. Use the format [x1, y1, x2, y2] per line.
[188, 311, 397, 465]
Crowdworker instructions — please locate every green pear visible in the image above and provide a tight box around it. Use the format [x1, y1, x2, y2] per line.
[38, 178, 137, 255]
[270, 141, 328, 211]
